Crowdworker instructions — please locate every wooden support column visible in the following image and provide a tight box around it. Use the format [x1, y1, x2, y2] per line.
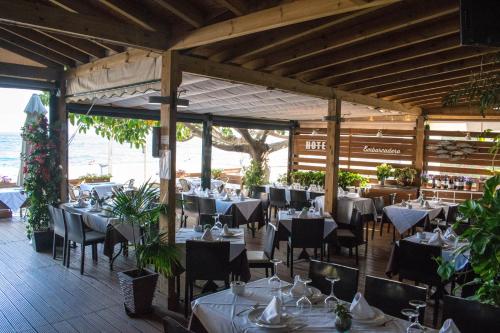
[287, 123, 295, 183]
[324, 99, 341, 215]
[415, 116, 425, 184]
[159, 50, 181, 310]
[49, 79, 68, 203]
[201, 115, 213, 190]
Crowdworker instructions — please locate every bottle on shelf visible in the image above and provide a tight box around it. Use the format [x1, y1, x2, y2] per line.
[435, 176, 441, 189]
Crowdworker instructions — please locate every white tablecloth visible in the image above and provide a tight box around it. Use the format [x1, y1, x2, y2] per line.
[217, 198, 261, 221]
[0, 188, 26, 211]
[315, 195, 377, 224]
[175, 228, 246, 267]
[277, 211, 337, 239]
[192, 278, 437, 333]
[383, 202, 456, 234]
[79, 182, 119, 198]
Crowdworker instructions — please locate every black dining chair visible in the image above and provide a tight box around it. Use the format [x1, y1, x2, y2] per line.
[309, 192, 324, 200]
[446, 204, 458, 225]
[308, 259, 359, 303]
[269, 187, 287, 218]
[443, 295, 500, 333]
[182, 194, 199, 225]
[163, 311, 193, 333]
[63, 210, 106, 275]
[398, 239, 444, 326]
[289, 189, 309, 210]
[287, 218, 324, 277]
[364, 275, 427, 322]
[185, 240, 230, 317]
[336, 208, 366, 265]
[371, 196, 384, 240]
[48, 205, 67, 263]
[247, 223, 277, 277]
[198, 197, 217, 215]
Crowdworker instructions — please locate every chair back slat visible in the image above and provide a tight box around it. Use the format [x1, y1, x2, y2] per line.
[63, 210, 86, 243]
[290, 218, 324, 249]
[308, 259, 359, 302]
[365, 275, 426, 321]
[186, 240, 230, 282]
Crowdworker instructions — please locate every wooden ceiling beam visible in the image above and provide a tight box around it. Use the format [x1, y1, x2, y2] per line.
[207, 7, 381, 63]
[171, 0, 400, 50]
[95, 0, 168, 32]
[0, 0, 170, 51]
[0, 29, 75, 67]
[343, 56, 498, 93]
[177, 54, 421, 116]
[321, 47, 493, 87]
[272, 16, 459, 77]
[148, 0, 204, 28]
[0, 39, 62, 68]
[250, 0, 458, 71]
[47, 0, 98, 15]
[37, 31, 107, 58]
[213, 0, 248, 16]
[379, 77, 475, 99]
[0, 62, 60, 80]
[0, 25, 89, 63]
[305, 34, 461, 83]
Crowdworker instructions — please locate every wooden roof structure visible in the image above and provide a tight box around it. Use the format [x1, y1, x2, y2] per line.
[0, 0, 498, 119]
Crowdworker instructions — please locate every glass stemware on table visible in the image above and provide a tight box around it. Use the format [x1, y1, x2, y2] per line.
[324, 274, 340, 310]
[408, 299, 426, 331]
[268, 259, 283, 290]
[296, 277, 313, 311]
[401, 308, 420, 332]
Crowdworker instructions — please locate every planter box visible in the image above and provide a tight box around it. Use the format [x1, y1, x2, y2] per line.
[31, 230, 53, 252]
[118, 269, 159, 316]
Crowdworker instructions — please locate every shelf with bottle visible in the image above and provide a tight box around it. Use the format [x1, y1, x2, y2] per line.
[423, 174, 484, 192]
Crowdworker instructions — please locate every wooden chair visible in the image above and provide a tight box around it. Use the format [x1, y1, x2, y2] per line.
[247, 223, 277, 277]
[365, 275, 427, 322]
[287, 218, 324, 277]
[443, 295, 500, 333]
[63, 210, 105, 275]
[308, 259, 359, 303]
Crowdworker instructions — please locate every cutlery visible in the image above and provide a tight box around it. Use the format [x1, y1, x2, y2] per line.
[235, 303, 259, 316]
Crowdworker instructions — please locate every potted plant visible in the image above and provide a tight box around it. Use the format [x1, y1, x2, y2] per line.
[464, 178, 473, 191]
[211, 168, 224, 180]
[242, 160, 265, 196]
[334, 303, 352, 332]
[393, 167, 417, 187]
[21, 114, 60, 252]
[109, 182, 179, 316]
[437, 175, 500, 307]
[376, 163, 393, 186]
[338, 171, 369, 190]
[78, 173, 112, 183]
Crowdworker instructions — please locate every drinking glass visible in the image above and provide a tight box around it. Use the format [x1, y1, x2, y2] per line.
[268, 259, 282, 290]
[401, 309, 420, 332]
[409, 300, 426, 331]
[323, 275, 340, 310]
[408, 194, 412, 201]
[296, 277, 312, 311]
[213, 214, 222, 230]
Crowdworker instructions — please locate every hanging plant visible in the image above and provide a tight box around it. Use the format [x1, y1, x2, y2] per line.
[21, 114, 61, 239]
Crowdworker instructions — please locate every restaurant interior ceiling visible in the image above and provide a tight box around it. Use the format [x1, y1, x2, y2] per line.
[0, 0, 499, 121]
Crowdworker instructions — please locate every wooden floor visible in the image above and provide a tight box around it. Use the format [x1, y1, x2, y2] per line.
[0, 214, 434, 332]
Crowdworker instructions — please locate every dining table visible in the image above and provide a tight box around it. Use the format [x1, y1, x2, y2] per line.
[190, 278, 437, 333]
[383, 201, 458, 235]
[386, 231, 469, 278]
[79, 182, 120, 198]
[176, 227, 251, 282]
[0, 187, 27, 212]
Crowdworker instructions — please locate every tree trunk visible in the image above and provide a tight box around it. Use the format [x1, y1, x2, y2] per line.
[248, 146, 271, 183]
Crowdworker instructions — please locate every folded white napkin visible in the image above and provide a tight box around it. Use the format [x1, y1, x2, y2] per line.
[259, 296, 282, 325]
[428, 231, 444, 246]
[223, 224, 230, 234]
[444, 227, 457, 240]
[290, 279, 312, 297]
[439, 319, 461, 333]
[201, 229, 214, 241]
[350, 292, 376, 320]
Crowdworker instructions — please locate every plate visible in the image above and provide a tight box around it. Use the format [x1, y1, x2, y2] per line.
[72, 204, 87, 209]
[281, 285, 323, 301]
[221, 232, 242, 237]
[352, 307, 386, 326]
[247, 308, 289, 328]
[89, 208, 101, 212]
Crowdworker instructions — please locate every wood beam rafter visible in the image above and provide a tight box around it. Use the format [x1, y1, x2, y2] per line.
[0, 0, 170, 51]
[172, 0, 400, 50]
[149, 0, 204, 28]
[0, 62, 60, 80]
[37, 31, 107, 59]
[0, 39, 62, 68]
[213, 0, 248, 16]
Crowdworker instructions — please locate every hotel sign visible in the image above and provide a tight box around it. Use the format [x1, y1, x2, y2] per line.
[304, 140, 401, 155]
[305, 140, 326, 150]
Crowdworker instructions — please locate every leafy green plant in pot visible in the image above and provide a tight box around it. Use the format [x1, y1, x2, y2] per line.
[376, 163, 393, 186]
[109, 182, 179, 316]
[393, 167, 417, 187]
[338, 171, 369, 190]
[437, 175, 500, 307]
[242, 160, 265, 197]
[334, 303, 352, 332]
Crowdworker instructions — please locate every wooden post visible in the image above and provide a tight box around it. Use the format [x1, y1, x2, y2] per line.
[201, 115, 212, 190]
[415, 116, 425, 184]
[287, 123, 295, 183]
[159, 50, 181, 310]
[49, 79, 68, 203]
[324, 99, 341, 214]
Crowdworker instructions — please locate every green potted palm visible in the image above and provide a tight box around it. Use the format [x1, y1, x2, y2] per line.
[109, 182, 179, 316]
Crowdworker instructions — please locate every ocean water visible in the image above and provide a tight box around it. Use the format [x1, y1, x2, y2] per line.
[0, 131, 288, 184]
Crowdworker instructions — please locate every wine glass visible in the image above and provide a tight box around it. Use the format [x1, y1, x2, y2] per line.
[408, 194, 412, 202]
[296, 277, 313, 311]
[323, 274, 340, 310]
[212, 214, 222, 230]
[268, 259, 282, 290]
[409, 300, 426, 331]
[401, 308, 420, 332]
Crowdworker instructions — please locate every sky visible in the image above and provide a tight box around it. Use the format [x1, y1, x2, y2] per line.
[0, 88, 43, 133]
